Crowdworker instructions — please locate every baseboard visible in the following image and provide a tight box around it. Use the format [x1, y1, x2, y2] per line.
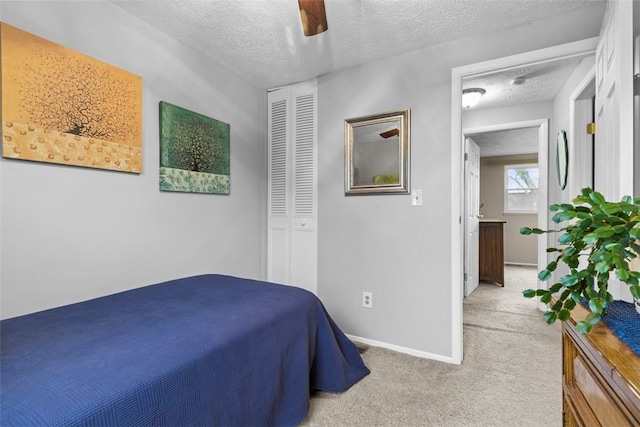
[505, 262, 537, 267]
[346, 334, 460, 365]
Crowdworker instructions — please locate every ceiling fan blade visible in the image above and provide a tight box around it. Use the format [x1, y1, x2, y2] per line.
[298, 0, 328, 37]
[380, 128, 399, 139]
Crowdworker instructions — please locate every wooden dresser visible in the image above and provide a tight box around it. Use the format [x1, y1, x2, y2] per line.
[478, 220, 505, 286]
[562, 303, 640, 426]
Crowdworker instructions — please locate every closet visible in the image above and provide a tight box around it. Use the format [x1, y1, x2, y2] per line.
[267, 80, 318, 294]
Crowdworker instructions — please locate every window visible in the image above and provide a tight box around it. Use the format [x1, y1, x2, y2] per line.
[504, 163, 538, 213]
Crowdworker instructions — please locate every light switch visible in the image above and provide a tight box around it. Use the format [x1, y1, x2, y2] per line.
[411, 189, 423, 207]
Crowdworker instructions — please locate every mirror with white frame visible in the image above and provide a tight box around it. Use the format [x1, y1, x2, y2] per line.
[344, 109, 410, 195]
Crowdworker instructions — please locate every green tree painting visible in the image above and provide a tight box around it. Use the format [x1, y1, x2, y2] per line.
[159, 101, 230, 194]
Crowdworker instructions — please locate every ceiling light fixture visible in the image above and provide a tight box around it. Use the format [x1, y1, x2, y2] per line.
[462, 88, 486, 109]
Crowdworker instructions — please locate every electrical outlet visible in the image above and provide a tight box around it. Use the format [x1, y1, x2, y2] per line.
[362, 292, 373, 309]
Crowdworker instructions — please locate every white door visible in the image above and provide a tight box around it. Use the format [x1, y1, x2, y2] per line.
[289, 87, 318, 292]
[594, 0, 634, 300]
[465, 137, 480, 297]
[267, 81, 318, 294]
[594, 0, 633, 200]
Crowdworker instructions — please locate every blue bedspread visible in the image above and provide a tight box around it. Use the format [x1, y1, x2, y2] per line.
[0, 274, 369, 426]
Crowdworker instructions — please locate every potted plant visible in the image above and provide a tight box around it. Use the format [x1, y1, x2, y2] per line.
[520, 187, 640, 334]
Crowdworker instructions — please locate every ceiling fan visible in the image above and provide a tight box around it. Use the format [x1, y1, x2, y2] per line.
[298, 0, 328, 36]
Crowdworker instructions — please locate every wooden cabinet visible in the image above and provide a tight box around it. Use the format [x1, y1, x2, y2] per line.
[562, 303, 640, 426]
[478, 220, 505, 286]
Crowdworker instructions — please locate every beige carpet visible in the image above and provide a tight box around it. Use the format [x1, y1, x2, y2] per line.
[300, 265, 562, 426]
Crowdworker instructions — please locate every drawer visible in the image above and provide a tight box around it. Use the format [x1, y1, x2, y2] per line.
[572, 355, 631, 426]
[563, 305, 640, 427]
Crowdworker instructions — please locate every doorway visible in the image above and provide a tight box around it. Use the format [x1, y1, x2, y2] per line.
[463, 120, 548, 299]
[449, 38, 599, 364]
[568, 68, 596, 197]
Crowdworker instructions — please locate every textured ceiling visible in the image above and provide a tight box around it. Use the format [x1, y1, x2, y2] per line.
[468, 127, 540, 158]
[113, 0, 605, 90]
[114, 0, 603, 160]
[462, 53, 595, 157]
[463, 57, 585, 111]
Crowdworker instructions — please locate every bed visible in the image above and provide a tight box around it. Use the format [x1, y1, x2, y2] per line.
[0, 274, 369, 426]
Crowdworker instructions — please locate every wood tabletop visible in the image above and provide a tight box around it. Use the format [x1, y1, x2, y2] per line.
[567, 303, 640, 408]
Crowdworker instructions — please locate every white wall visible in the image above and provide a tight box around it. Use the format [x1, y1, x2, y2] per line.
[0, 1, 267, 319]
[479, 154, 539, 265]
[548, 55, 623, 297]
[549, 57, 597, 285]
[551, 57, 596, 207]
[317, 6, 604, 359]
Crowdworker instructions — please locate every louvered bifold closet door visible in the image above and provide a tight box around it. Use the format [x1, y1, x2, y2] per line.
[267, 81, 318, 294]
[267, 89, 291, 285]
[290, 84, 318, 293]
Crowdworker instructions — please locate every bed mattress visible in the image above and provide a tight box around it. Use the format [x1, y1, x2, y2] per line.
[0, 274, 369, 426]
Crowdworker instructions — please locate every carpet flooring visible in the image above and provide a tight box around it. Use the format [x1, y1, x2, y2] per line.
[300, 265, 562, 426]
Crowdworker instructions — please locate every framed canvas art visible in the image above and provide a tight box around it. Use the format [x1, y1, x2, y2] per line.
[0, 23, 143, 173]
[159, 101, 230, 194]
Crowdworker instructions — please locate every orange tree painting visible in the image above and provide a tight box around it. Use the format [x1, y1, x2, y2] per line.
[1, 23, 142, 173]
[159, 101, 230, 194]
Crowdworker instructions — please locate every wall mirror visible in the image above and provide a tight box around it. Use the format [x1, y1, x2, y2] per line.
[556, 130, 568, 190]
[344, 109, 410, 195]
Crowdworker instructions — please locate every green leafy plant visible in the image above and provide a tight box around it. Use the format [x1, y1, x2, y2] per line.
[520, 187, 640, 334]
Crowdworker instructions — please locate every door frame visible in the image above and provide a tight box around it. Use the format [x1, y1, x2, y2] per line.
[449, 37, 599, 364]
